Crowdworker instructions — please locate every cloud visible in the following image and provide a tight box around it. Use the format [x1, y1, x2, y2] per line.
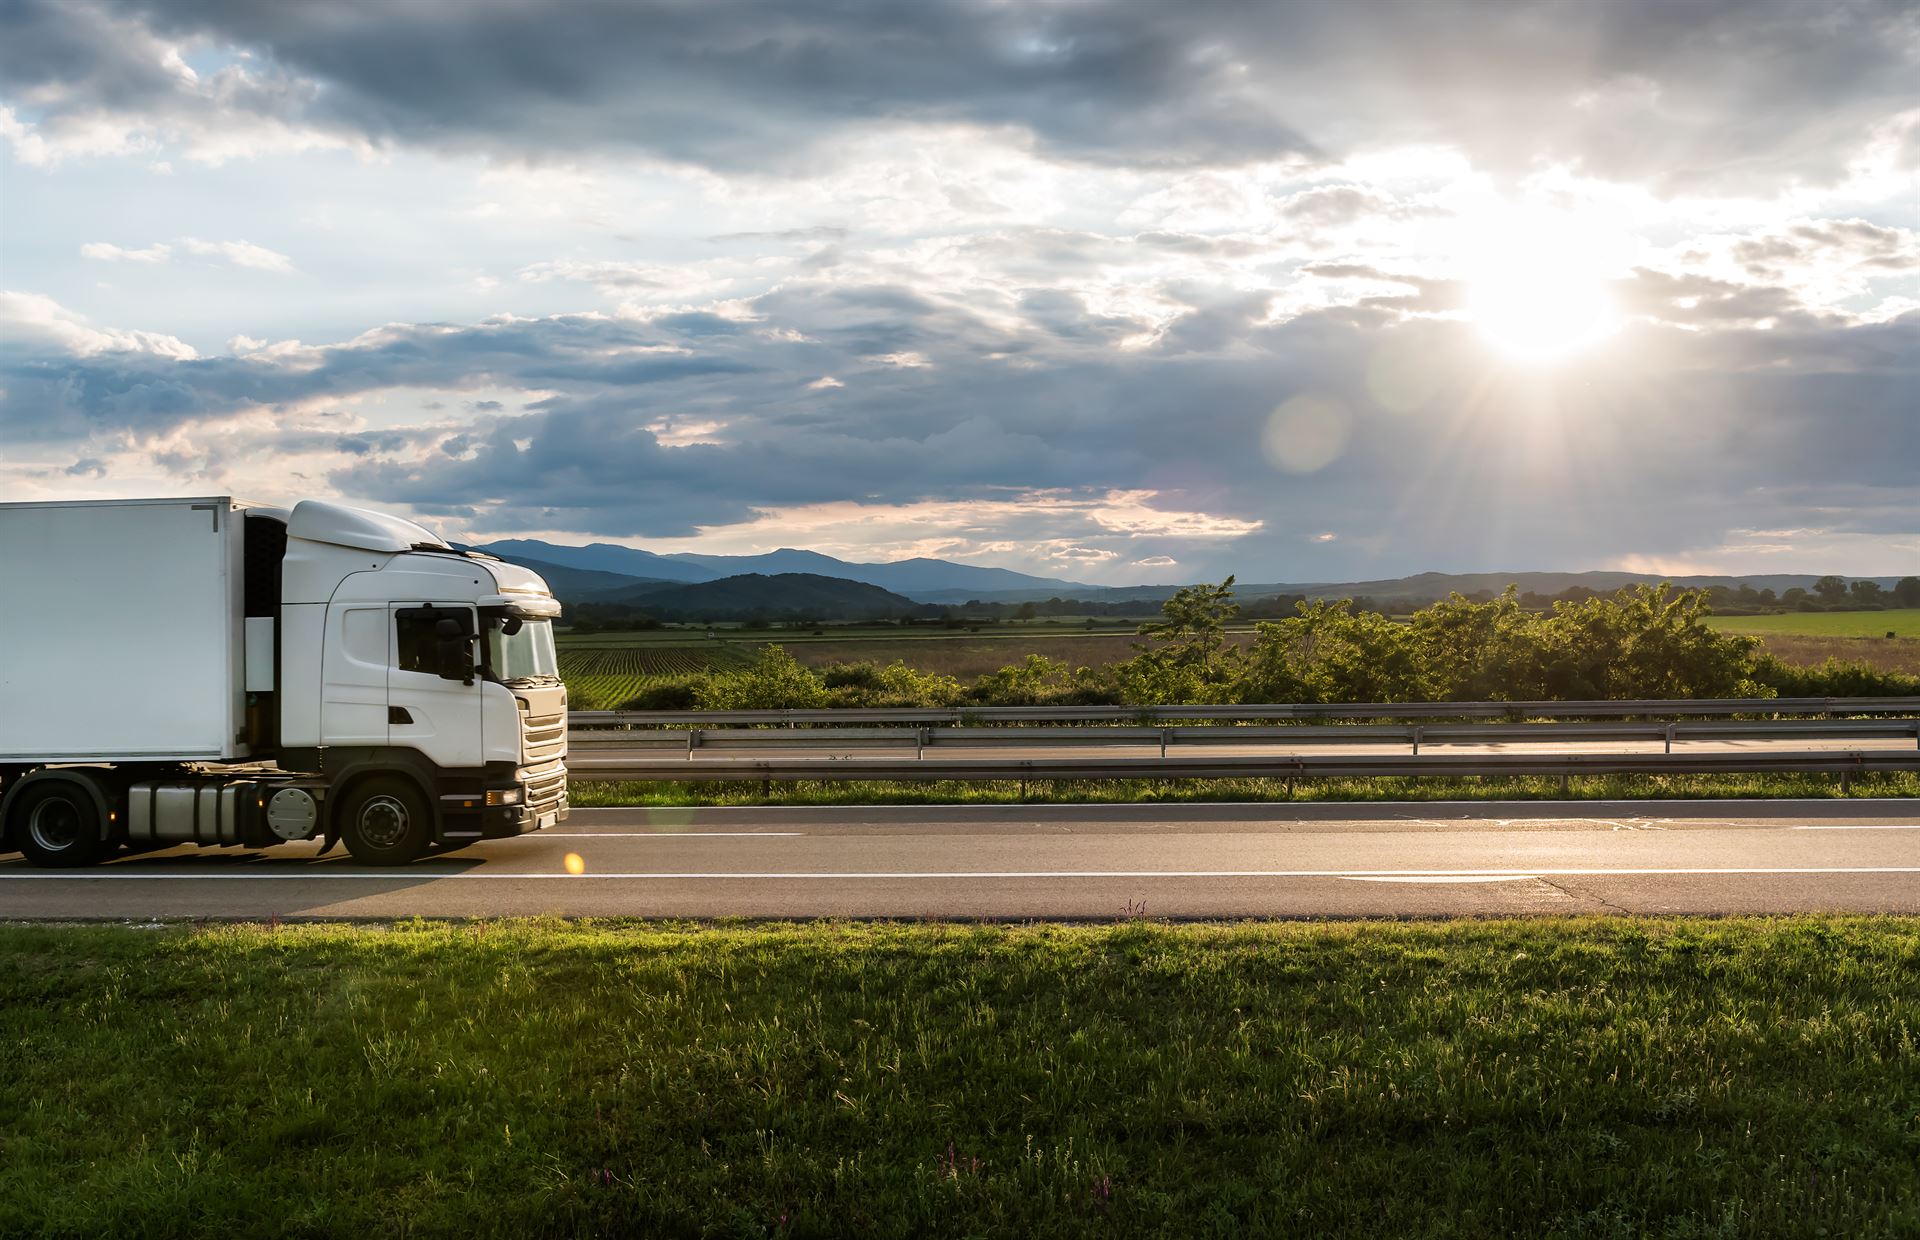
[179, 237, 293, 271]
[9, 253, 1916, 580]
[0, 290, 196, 359]
[79, 237, 293, 271]
[80, 241, 173, 263]
[6, 0, 1914, 191]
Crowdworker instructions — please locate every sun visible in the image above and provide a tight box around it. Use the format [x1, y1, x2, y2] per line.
[1463, 210, 1623, 362]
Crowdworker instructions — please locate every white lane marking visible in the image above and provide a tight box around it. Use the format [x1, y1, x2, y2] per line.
[5, 866, 1920, 881]
[540, 832, 805, 838]
[1791, 824, 1920, 830]
[1342, 875, 1540, 884]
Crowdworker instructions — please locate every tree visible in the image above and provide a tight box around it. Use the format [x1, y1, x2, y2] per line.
[1850, 579, 1884, 605]
[1114, 577, 1244, 703]
[1133, 577, 1239, 667]
[1813, 575, 1849, 603]
[1897, 578, 1920, 607]
[1240, 598, 1423, 703]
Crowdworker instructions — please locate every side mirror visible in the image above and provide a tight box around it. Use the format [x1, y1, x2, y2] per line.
[434, 616, 477, 685]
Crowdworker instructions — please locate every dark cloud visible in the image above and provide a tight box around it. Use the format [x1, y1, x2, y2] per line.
[4, 0, 1909, 185]
[6, 259, 1919, 574]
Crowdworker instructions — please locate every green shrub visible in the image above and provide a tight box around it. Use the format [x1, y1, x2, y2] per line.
[693, 646, 829, 710]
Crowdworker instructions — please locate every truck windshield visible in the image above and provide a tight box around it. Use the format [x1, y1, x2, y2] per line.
[483, 614, 559, 684]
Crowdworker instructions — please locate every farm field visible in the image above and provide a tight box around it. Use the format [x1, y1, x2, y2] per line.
[560, 631, 1265, 688]
[557, 645, 755, 709]
[555, 609, 1920, 708]
[1747, 635, 1920, 677]
[560, 620, 1162, 648]
[1706, 609, 1920, 637]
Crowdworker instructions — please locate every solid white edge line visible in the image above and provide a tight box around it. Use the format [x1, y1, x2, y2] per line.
[1790, 824, 1920, 830]
[540, 832, 805, 837]
[6, 866, 1920, 881]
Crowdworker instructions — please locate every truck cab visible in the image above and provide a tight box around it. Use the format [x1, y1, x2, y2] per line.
[0, 496, 569, 867]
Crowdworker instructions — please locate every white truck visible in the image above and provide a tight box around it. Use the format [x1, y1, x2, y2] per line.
[0, 497, 569, 867]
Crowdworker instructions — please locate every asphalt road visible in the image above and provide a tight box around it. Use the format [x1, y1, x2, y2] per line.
[5, 799, 1920, 919]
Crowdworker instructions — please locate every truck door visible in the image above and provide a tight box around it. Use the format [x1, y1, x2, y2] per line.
[320, 605, 391, 747]
[389, 604, 484, 770]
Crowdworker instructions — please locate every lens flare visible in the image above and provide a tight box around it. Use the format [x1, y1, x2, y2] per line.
[563, 852, 586, 876]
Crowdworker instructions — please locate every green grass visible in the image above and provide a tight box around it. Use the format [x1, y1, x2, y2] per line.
[567, 770, 1920, 808]
[1706, 608, 1920, 637]
[4, 918, 1920, 1237]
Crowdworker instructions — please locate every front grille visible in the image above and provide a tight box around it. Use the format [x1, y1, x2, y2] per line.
[521, 759, 567, 810]
[522, 710, 567, 765]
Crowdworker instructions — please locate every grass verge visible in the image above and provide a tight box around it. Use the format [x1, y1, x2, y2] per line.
[3, 919, 1919, 1237]
[568, 770, 1920, 808]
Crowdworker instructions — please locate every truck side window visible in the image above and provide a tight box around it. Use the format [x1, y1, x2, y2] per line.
[395, 613, 441, 674]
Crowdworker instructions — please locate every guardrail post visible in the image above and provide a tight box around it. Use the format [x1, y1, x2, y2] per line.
[1160, 728, 1170, 758]
[1665, 723, 1675, 754]
[687, 729, 700, 759]
[916, 729, 926, 760]
[1412, 726, 1422, 756]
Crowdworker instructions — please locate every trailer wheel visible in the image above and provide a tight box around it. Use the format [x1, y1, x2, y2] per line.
[338, 777, 432, 866]
[11, 781, 108, 869]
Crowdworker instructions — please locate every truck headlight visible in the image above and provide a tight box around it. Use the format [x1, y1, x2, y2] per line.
[485, 788, 523, 806]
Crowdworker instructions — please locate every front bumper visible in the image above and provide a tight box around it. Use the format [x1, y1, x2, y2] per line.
[439, 790, 570, 841]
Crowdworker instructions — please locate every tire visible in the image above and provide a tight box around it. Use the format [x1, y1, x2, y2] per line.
[338, 777, 433, 866]
[11, 781, 109, 869]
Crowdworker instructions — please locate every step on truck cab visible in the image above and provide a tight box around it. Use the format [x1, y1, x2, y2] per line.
[0, 497, 569, 867]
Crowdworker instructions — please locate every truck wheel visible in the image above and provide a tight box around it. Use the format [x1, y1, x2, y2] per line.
[12, 781, 108, 869]
[338, 777, 432, 865]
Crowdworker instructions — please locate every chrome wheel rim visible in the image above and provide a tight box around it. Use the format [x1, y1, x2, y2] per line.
[358, 795, 410, 849]
[28, 797, 83, 852]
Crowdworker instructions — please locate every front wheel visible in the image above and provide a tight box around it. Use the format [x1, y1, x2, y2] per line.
[12, 781, 109, 869]
[338, 777, 432, 866]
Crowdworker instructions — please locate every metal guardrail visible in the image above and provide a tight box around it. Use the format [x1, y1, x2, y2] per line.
[561, 698, 1920, 786]
[566, 749, 1920, 784]
[567, 717, 1920, 757]
[570, 696, 1920, 729]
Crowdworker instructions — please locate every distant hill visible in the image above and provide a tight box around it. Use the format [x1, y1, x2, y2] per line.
[664, 548, 1088, 599]
[478, 538, 1086, 600]
[475, 552, 673, 598]
[1236, 571, 1913, 602]
[474, 537, 1916, 617]
[602, 573, 929, 621]
[480, 539, 720, 584]
[929, 570, 1920, 610]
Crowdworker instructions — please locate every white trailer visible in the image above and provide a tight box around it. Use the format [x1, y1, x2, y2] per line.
[0, 497, 569, 867]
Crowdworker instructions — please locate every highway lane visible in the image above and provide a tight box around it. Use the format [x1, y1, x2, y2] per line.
[5, 799, 1920, 919]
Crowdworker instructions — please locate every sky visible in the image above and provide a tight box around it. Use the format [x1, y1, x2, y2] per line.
[2, 0, 1918, 586]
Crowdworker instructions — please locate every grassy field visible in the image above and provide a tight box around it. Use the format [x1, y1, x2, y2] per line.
[5, 918, 1919, 1237]
[1707, 609, 1920, 637]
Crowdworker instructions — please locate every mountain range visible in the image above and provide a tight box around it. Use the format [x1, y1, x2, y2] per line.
[475, 538, 1917, 620]
[478, 539, 1088, 601]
